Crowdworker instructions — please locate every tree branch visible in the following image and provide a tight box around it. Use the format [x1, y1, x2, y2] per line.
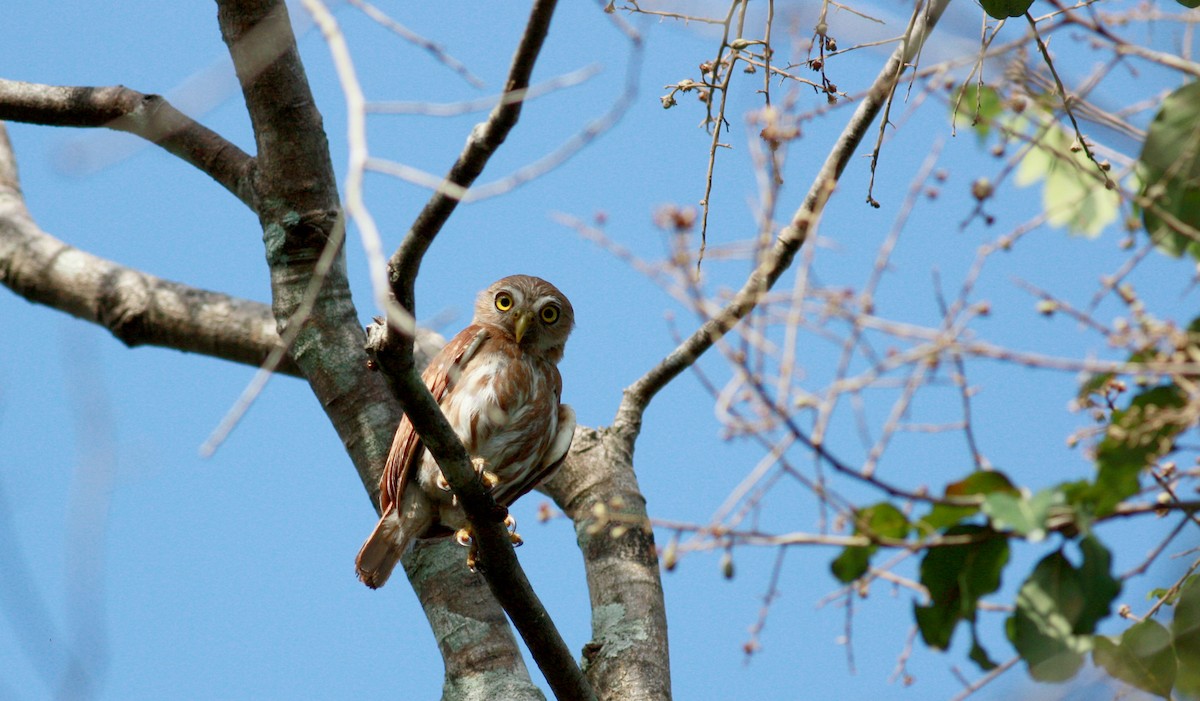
[542, 427, 672, 700]
[0, 79, 256, 208]
[404, 539, 547, 701]
[0, 122, 297, 375]
[387, 0, 559, 312]
[614, 0, 953, 441]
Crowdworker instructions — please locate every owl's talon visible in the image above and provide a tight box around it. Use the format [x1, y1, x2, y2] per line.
[471, 458, 501, 491]
[503, 514, 523, 546]
[436, 473, 451, 492]
[454, 528, 473, 547]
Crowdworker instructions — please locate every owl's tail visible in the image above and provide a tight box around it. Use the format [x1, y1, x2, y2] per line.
[355, 512, 405, 589]
[355, 490, 432, 589]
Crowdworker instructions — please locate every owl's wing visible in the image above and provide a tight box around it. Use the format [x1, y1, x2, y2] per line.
[379, 325, 491, 514]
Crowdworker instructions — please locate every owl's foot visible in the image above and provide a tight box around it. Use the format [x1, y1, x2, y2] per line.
[453, 517, 521, 570]
[471, 457, 500, 491]
[454, 528, 479, 571]
[435, 473, 459, 506]
[504, 514, 524, 547]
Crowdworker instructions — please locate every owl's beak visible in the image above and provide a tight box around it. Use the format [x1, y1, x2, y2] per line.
[513, 310, 533, 343]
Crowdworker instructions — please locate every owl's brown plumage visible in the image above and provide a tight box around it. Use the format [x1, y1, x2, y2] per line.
[356, 275, 576, 588]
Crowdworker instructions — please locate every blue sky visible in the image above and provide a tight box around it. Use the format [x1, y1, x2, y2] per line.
[2, 1, 1197, 700]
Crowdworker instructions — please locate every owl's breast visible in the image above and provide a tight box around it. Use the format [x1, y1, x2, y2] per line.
[441, 347, 558, 480]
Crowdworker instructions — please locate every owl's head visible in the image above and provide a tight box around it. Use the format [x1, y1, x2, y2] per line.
[474, 274, 574, 362]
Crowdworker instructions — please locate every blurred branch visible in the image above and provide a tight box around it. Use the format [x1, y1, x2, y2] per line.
[0, 123, 299, 375]
[615, 0, 953, 440]
[0, 79, 255, 208]
[345, 0, 485, 88]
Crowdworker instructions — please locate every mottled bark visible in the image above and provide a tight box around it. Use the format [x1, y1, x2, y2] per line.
[405, 538, 546, 701]
[543, 428, 671, 701]
[214, 0, 395, 501]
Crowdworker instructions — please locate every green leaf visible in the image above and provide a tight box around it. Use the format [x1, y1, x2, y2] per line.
[969, 625, 999, 671]
[830, 503, 910, 583]
[830, 545, 870, 584]
[919, 470, 1018, 532]
[980, 0, 1035, 19]
[1094, 620, 1176, 698]
[1077, 371, 1116, 405]
[1016, 116, 1119, 237]
[1008, 540, 1118, 683]
[1007, 551, 1090, 682]
[1173, 575, 1200, 697]
[1138, 81, 1200, 259]
[982, 488, 1064, 542]
[915, 525, 1009, 658]
[1076, 536, 1121, 636]
[1177, 0, 1200, 8]
[1089, 385, 1188, 515]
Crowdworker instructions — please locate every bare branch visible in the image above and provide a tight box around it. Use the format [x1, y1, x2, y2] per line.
[0, 79, 255, 208]
[0, 123, 297, 375]
[615, 0, 953, 440]
[387, 0, 559, 312]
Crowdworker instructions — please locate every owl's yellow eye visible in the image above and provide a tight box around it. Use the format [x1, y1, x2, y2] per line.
[540, 305, 560, 324]
[495, 293, 514, 311]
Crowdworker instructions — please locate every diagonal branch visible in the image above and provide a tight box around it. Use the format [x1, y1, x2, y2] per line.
[0, 122, 297, 375]
[0, 79, 256, 208]
[613, 0, 953, 441]
[387, 0, 559, 312]
[369, 0, 596, 698]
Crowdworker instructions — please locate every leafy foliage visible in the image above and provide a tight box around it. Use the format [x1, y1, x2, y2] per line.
[1093, 620, 1176, 698]
[1088, 385, 1187, 516]
[830, 502, 910, 583]
[914, 525, 1009, 668]
[1138, 81, 1200, 259]
[917, 470, 1018, 533]
[1005, 538, 1121, 682]
[951, 82, 1120, 237]
[1014, 117, 1119, 238]
[980, 0, 1035, 19]
[1087, 575, 1200, 699]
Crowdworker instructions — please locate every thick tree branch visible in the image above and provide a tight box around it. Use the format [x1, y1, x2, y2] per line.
[216, 0, 392, 493]
[0, 122, 297, 375]
[0, 79, 256, 208]
[404, 539, 547, 701]
[614, 0, 952, 441]
[542, 428, 672, 701]
[368, 0, 595, 698]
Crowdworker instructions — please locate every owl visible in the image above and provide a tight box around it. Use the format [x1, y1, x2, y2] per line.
[356, 275, 576, 588]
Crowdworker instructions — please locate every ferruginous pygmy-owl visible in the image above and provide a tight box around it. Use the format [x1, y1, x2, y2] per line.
[355, 275, 576, 588]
